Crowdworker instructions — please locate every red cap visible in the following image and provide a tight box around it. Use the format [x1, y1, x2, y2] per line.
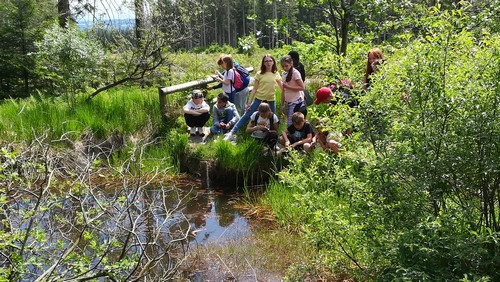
[314, 87, 332, 105]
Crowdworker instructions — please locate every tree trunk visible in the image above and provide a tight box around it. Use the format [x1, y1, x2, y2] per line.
[135, 0, 144, 45]
[227, 1, 231, 46]
[57, 0, 70, 28]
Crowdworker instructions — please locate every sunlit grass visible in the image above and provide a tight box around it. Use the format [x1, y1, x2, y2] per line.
[263, 181, 307, 228]
[0, 87, 164, 143]
[182, 227, 317, 280]
[193, 137, 267, 171]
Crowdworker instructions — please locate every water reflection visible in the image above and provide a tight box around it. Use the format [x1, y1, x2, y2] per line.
[182, 189, 251, 245]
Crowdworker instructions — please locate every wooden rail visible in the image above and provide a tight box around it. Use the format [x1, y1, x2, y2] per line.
[158, 67, 254, 121]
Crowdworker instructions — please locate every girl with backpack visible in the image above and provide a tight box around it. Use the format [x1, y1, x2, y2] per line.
[280, 55, 306, 126]
[208, 54, 250, 115]
[212, 54, 240, 104]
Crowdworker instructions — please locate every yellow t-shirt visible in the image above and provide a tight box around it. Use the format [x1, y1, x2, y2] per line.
[254, 71, 281, 101]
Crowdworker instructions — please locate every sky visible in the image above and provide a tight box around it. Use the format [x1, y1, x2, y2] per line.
[75, 0, 135, 22]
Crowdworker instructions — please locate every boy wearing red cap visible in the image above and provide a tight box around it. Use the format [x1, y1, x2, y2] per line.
[314, 87, 334, 105]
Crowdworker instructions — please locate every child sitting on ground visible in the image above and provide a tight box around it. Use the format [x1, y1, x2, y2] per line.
[210, 93, 240, 135]
[278, 112, 314, 152]
[311, 118, 342, 154]
[246, 102, 279, 149]
[183, 90, 210, 136]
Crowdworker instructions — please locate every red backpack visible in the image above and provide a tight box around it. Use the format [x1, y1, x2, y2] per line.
[232, 68, 244, 91]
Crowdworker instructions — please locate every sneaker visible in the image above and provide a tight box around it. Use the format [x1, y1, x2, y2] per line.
[197, 127, 205, 137]
[189, 127, 196, 136]
[223, 132, 236, 141]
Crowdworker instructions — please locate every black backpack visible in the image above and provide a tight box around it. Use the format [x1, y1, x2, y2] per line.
[253, 112, 275, 130]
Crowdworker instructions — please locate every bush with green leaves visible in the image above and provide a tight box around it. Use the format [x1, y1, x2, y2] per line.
[35, 22, 106, 99]
[266, 8, 500, 281]
[238, 34, 259, 56]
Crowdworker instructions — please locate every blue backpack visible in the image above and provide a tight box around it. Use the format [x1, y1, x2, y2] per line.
[234, 62, 250, 90]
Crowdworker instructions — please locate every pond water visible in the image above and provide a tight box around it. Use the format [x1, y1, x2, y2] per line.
[7, 176, 272, 281]
[178, 186, 285, 281]
[186, 190, 251, 245]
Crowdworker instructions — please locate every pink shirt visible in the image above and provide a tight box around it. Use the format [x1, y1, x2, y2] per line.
[282, 68, 304, 103]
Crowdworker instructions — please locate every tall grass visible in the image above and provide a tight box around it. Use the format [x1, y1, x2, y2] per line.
[194, 137, 265, 171]
[0, 87, 164, 143]
[264, 181, 306, 228]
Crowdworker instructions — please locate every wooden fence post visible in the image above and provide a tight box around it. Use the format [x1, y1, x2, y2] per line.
[158, 87, 168, 122]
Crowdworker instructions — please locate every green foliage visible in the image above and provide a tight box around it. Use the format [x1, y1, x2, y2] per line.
[0, 87, 162, 142]
[238, 34, 259, 56]
[267, 5, 500, 281]
[0, 0, 55, 98]
[194, 137, 265, 171]
[34, 22, 106, 100]
[203, 44, 237, 55]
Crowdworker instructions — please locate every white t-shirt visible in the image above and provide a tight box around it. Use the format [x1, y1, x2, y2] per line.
[249, 111, 279, 138]
[183, 99, 210, 112]
[222, 69, 235, 94]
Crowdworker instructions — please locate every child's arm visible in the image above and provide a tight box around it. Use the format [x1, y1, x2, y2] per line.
[281, 130, 290, 147]
[212, 106, 221, 126]
[195, 102, 210, 114]
[291, 133, 312, 148]
[269, 115, 279, 133]
[229, 105, 240, 126]
[221, 69, 233, 85]
[275, 77, 283, 89]
[183, 102, 200, 115]
[246, 121, 257, 134]
[311, 134, 317, 146]
[207, 82, 223, 90]
[303, 132, 313, 144]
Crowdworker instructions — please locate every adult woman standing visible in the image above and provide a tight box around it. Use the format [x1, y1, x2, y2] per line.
[280, 55, 305, 126]
[362, 48, 385, 91]
[224, 54, 282, 141]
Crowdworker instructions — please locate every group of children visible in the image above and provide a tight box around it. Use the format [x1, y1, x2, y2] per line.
[180, 49, 388, 154]
[183, 48, 386, 153]
[183, 88, 341, 154]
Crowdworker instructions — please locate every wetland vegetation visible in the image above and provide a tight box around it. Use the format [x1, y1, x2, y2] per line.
[1, 0, 500, 281]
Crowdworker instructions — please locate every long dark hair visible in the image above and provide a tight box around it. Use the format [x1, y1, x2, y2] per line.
[281, 55, 294, 82]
